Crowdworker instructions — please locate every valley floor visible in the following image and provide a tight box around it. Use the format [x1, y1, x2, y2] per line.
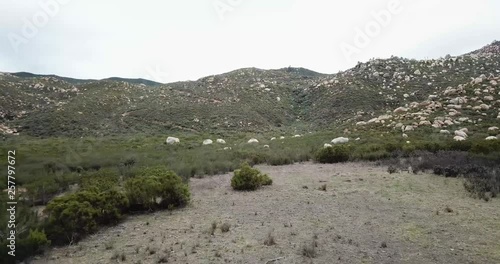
[33, 163, 500, 264]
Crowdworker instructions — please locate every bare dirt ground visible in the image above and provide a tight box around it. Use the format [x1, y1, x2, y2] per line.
[33, 162, 500, 264]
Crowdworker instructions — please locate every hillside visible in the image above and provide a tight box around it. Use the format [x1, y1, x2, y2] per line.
[1, 41, 499, 137]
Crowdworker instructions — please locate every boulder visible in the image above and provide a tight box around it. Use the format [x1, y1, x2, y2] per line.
[324, 143, 333, 148]
[488, 126, 499, 132]
[419, 121, 431, 126]
[331, 137, 349, 144]
[263, 145, 270, 148]
[444, 120, 454, 126]
[378, 115, 392, 121]
[394, 107, 408, 114]
[270, 137, 276, 141]
[454, 130, 468, 138]
[479, 104, 490, 110]
[440, 130, 450, 134]
[486, 136, 497, 140]
[454, 136, 466, 141]
[216, 139, 226, 144]
[472, 77, 483, 85]
[403, 125, 414, 132]
[449, 97, 466, 105]
[203, 139, 213, 145]
[248, 138, 259, 144]
[356, 121, 367, 126]
[166, 137, 180, 145]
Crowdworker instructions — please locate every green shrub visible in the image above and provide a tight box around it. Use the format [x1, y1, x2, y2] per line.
[124, 175, 159, 210]
[231, 163, 269, 191]
[448, 140, 472, 152]
[258, 173, 273, 186]
[44, 188, 129, 244]
[5, 229, 51, 261]
[19, 229, 51, 256]
[125, 166, 190, 210]
[315, 145, 350, 163]
[470, 140, 500, 154]
[25, 178, 60, 205]
[80, 168, 120, 192]
[45, 194, 100, 244]
[97, 188, 129, 224]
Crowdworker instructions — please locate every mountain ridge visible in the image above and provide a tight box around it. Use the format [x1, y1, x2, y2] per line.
[1, 40, 499, 137]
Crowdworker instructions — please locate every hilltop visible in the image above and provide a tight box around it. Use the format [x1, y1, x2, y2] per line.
[1, 41, 499, 137]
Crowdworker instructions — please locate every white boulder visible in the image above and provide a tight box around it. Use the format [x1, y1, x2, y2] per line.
[248, 138, 259, 144]
[324, 143, 333, 148]
[394, 107, 408, 114]
[439, 130, 450, 134]
[419, 121, 432, 126]
[356, 121, 367, 126]
[203, 139, 213, 145]
[403, 126, 414, 132]
[486, 136, 497, 140]
[166, 137, 180, 145]
[488, 126, 499, 132]
[479, 104, 490, 110]
[331, 137, 349, 144]
[454, 136, 466, 141]
[216, 139, 226, 144]
[454, 130, 468, 138]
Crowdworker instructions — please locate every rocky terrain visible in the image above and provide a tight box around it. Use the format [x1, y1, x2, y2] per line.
[1, 41, 499, 138]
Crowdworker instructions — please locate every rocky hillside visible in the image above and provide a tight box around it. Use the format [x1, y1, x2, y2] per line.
[1, 41, 499, 137]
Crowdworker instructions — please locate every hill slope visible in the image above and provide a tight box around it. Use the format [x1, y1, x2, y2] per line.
[1, 41, 499, 137]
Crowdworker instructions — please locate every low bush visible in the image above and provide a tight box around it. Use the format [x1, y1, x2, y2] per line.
[80, 168, 120, 192]
[315, 145, 350, 163]
[16, 229, 51, 257]
[231, 163, 271, 191]
[44, 188, 129, 244]
[124, 166, 190, 210]
[382, 150, 500, 200]
[258, 173, 273, 186]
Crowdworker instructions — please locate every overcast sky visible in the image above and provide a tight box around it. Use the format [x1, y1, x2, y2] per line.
[1, 0, 499, 83]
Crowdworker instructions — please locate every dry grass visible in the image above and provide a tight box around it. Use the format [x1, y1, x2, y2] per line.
[33, 163, 500, 264]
